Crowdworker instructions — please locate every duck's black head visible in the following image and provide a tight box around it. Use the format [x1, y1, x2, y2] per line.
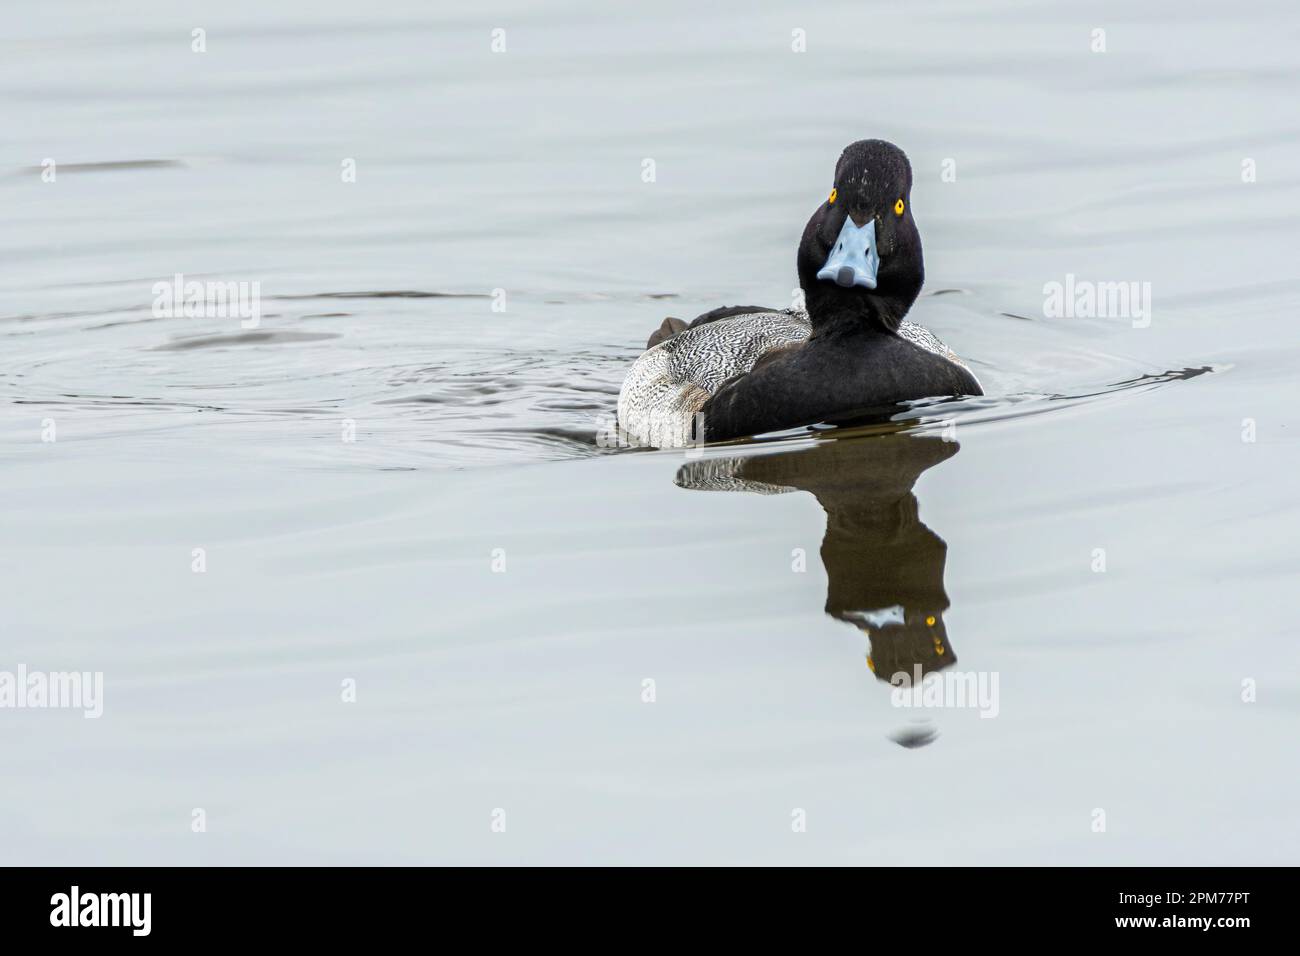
[797, 139, 923, 333]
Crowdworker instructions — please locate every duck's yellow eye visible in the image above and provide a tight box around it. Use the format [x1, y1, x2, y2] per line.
[828, 187, 837, 205]
[894, 198, 905, 216]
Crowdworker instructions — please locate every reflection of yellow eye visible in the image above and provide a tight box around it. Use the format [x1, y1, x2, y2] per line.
[894, 198, 905, 216]
[828, 188, 837, 205]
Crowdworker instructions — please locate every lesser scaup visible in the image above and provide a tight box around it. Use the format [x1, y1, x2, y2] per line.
[617, 139, 982, 447]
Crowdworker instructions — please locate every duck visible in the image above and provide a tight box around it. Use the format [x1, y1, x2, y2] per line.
[616, 139, 982, 448]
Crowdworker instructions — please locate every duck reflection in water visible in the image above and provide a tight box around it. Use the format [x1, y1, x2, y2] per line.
[675, 432, 960, 737]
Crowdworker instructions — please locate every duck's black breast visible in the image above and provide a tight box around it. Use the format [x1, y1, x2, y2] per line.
[698, 329, 983, 442]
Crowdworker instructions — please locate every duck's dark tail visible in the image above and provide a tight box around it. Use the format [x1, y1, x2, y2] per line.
[644, 305, 779, 350]
[646, 317, 688, 349]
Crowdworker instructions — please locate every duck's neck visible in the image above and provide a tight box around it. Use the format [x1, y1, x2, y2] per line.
[806, 288, 914, 338]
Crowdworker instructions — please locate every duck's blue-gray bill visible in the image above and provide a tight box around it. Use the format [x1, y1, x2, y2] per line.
[816, 217, 880, 290]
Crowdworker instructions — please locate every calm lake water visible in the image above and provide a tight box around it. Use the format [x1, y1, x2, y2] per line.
[3, 0, 1298, 864]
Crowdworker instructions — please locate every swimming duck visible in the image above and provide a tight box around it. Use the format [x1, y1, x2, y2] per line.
[617, 139, 982, 447]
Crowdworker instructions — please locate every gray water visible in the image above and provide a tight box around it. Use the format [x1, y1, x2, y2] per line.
[3, 0, 1299, 864]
